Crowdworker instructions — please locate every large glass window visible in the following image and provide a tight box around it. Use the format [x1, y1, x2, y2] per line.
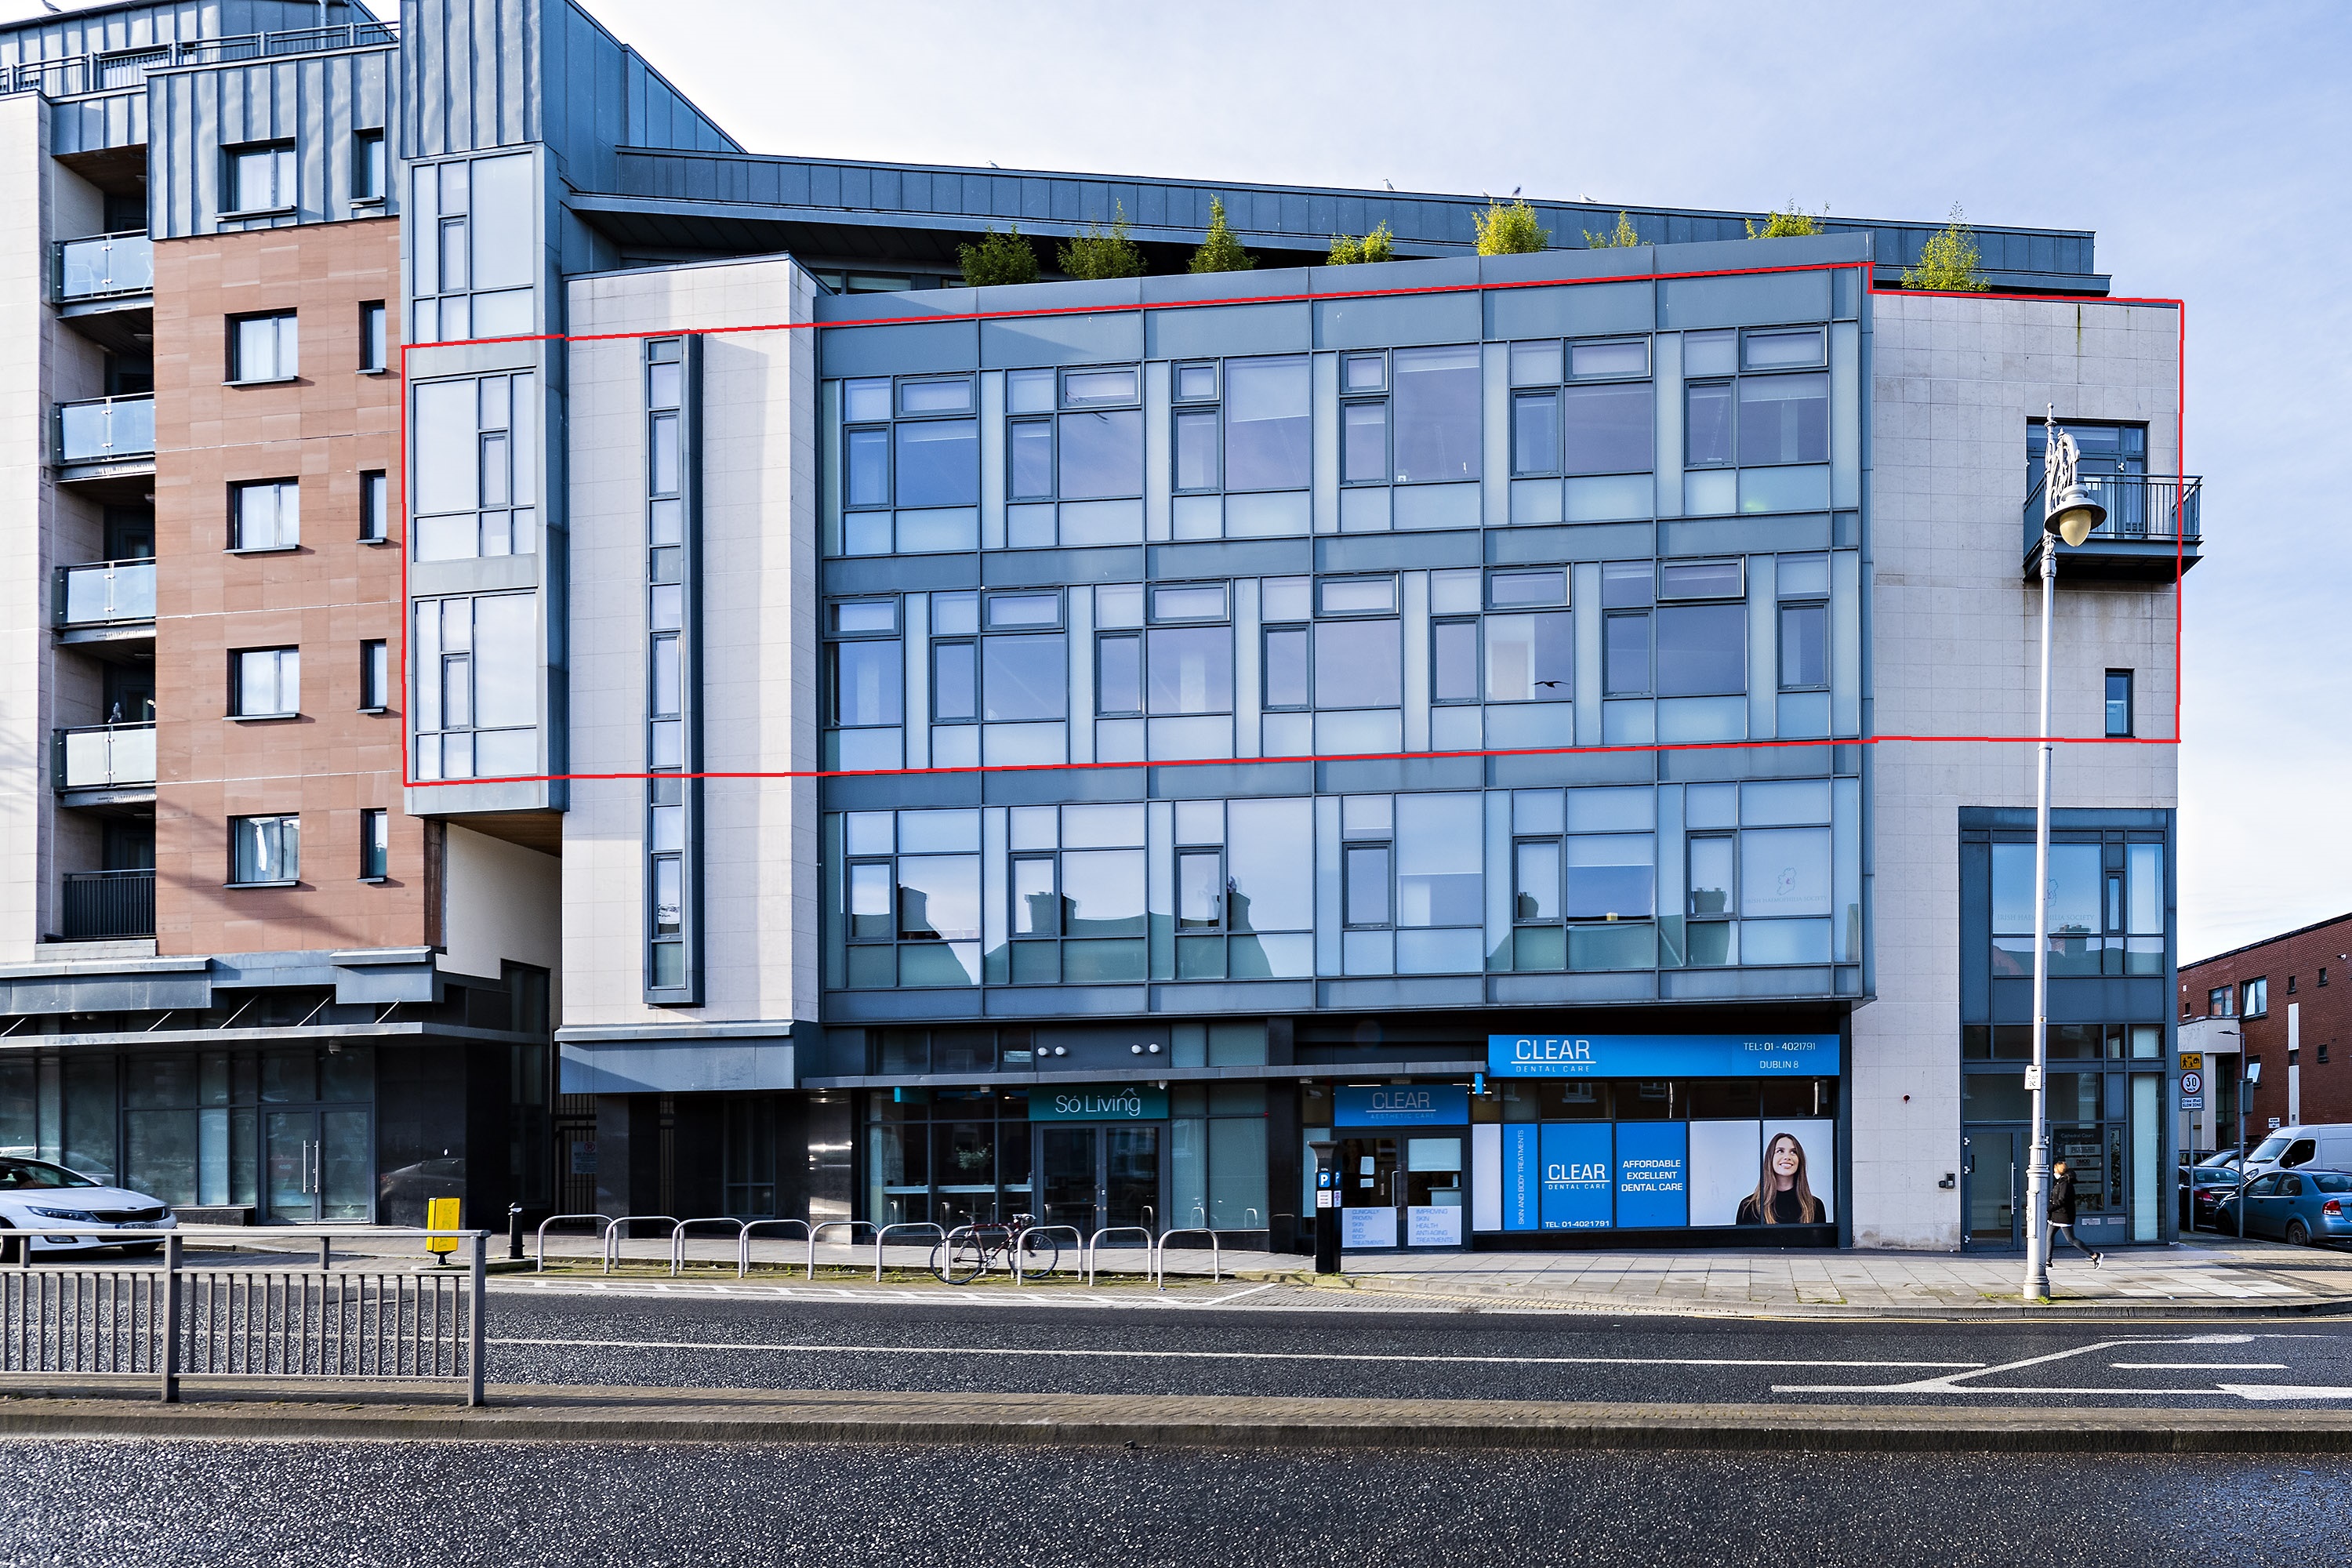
[1562, 382, 1653, 474]
[1148, 626, 1232, 715]
[230, 313, 297, 382]
[230, 480, 299, 550]
[230, 648, 299, 717]
[411, 373, 537, 560]
[411, 593, 538, 780]
[1389, 346, 1480, 483]
[1656, 604, 1745, 695]
[1315, 619, 1400, 709]
[1058, 408, 1142, 499]
[230, 815, 299, 884]
[1221, 355, 1310, 491]
[226, 143, 296, 213]
[1486, 613, 1572, 702]
[1737, 373, 1829, 466]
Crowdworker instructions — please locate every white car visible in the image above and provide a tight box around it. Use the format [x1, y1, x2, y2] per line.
[0, 1157, 177, 1258]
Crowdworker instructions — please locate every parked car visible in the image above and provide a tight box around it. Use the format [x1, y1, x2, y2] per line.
[0, 1157, 177, 1258]
[2214, 1167, 2352, 1248]
[2180, 1162, 2245, 1231]
[2242, 1125, 2352, 1180]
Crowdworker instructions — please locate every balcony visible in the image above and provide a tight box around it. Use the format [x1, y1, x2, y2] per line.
[56, 231, 152, 301]
[2022, 472, 2203, 582]
[54, 722, 156, 801]
[52, 394, 155, 485]
[1, 20, 397, 98]
[60, 869, 155, 941]
[54, 557, 155, 635]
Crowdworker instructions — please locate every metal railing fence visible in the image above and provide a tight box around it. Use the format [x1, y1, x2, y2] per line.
[2, 21, 398, 98]
[60, 869, 155, 940]
[0, 1228, 485, 1404]
[2022, 470, 2203, 546]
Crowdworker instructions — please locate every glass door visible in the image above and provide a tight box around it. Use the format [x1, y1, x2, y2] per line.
[263, 1109, 374, 1223]
[1105, 1125, 1160, 1233]
[1035, 1124, 1164, 1236]
[1962, 1128, 2023, 1251]
[1039, 1126, 1098, 1232]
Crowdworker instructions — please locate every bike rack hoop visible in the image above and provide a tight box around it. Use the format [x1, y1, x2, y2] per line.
[534, 1214, 614, 1273]
[738, 1218, 811, 1278]
[1012, 1224, 1083, 1286]
[1153, 1226, 1223, 1289]
[1084, 1225, 1155, 1287]
[872, 1221, 946, 1282]
[601, 1215, 681, 1276]
[669, 1217, 748, 1277]
[806, 1219, 877, 1279]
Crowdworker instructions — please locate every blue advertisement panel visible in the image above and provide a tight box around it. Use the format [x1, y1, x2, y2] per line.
[1488, 1034, 1839, 1079]
[1538, 1123, 1613, 1230]
[1614, 1122, 1690, 1228]
[1502, 1124, 1539, 1231]
[1334, 1084, 1472, 1127]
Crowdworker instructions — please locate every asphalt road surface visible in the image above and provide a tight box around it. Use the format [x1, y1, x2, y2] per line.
[8, 1439, 2352, 1567]
[478, 1279, 2352, 1408]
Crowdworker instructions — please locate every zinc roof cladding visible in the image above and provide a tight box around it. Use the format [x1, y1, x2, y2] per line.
[605, 147, 2100, 288]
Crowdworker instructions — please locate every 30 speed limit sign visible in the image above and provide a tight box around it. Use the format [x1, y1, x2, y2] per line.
[2180, 1069, 2205, 1097]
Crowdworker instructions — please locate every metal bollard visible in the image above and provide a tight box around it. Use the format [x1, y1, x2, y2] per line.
[506, 1203, 524, 1261]
[160, 1233, 183, 1404]
[319, 1236, 332, 1272]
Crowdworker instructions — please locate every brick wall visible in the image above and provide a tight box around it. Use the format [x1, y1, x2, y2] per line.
[2181, 913, 2352, 1132]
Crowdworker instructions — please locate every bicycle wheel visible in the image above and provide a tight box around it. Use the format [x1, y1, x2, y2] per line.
[939, 1236, 992, 1284]
[1017, 1233, 1062, 1279]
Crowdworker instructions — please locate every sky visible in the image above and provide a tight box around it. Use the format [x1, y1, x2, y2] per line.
[9, 0, 2347, 960]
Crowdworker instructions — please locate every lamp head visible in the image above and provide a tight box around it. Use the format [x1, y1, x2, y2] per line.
[2045, 482, 2106, 548]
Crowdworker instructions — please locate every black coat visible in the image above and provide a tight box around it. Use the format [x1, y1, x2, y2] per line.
[2049, 1172, 2078, 1225]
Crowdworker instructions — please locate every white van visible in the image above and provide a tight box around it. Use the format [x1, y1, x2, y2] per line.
[2242, 1125, 2352, 1179]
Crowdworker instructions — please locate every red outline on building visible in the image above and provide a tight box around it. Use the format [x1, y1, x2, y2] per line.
[395, 258, 2189, 789]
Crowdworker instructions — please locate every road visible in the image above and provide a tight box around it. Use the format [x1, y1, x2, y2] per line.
[479, 1278, 2352, 1407]
[7, 1438, 2351, 1567]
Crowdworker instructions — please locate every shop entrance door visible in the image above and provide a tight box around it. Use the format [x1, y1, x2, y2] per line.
[1036, 1123, 1162, 1236]
[262, 1109, 373, 1223]
[1961, 1127, 2024, 1251]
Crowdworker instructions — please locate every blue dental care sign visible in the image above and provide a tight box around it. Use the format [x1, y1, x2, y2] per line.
[1614, 1122, 1689, 1228]
[1503, 1124, 1539, 1230]
[1539, 1123, 1613, 1230]
[1488, 1034, 1840, 1079]
[1333, 1084, 1471, 1128]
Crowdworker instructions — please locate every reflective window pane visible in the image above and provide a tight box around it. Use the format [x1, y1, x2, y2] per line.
[1779, 602, 1828, 688]
[1315, 619, 1400, 709]
[932, 642, 976, 721]
[1062, 368, 1138, 405]
[1008, 420, 1053, 500]
[1178, 851, 1223, 930]
[1744, 328, 1824, 369]
[1509, 341, 1563, 387]
[1174, 409, 1218, 491]
[1174, 363, 1218, 401]
[845, 427, 889, 507]
[843, 379, 891, 423]
[1490, 570, 1566, 607]
[1688, 836, 1735, 916]
[1686, 383, 1733, 466]
[1222, 355, 1310, 492]
[1515, 840, 1561, 920]
[1655, 604, 1744, 695]
[1485, 612, 1573, 702]
[1604, 612, 1650, 696]
[1262, 628, 1308, 708]
[1058, 408, 1142, 499]
[1011, 857, 1057, 936]
[897, 855, 982, 940]
[1096, 633, 1141, 714]
[982, 633, 1066, 721]
[1319, 578, 1395, 615]
[1512, 392, 1558, 476]
[1061, 848, 1145, 935]
[1740, 827, 1831, 918]
[1341, 402, 1387, 485]
[986, 593, 1059, 629]
[1432, 621, 1479, 703]
[895, 419, 978, 507]
[1391, 345, 1481, 483]
[1562, 381, 1653, 474]
[899, 378, 974, 415]
[1395, 794, 1481, 927]
[1148, 626, 1232, 715]
[1345, 844, 1392, 927]
[1571, 339, 1649, 378]
[1225, 799, 1312, 931]
[1737, 373, 1829, 466]
[1659, 560, 1742, 600]
[1565, 833, 1654, 920]
[831, 640, 902, 726]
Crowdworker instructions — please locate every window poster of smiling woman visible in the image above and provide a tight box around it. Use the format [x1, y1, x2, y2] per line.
[1686, 1119, 1836, 1226]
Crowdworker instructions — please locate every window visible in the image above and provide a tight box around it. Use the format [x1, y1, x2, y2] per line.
[1507, 786, 1657, 971]
[1777, 552, 1830, 691]
[2243, 977, 2268, 1017]
[2105, 670, 2133, 738]
[359, 470, 389, 542]
[411, 593, 539, 781]
[230, 312, 298, 382]
[360, 640, 390, 711]
[230, 648, 299, 717]
[359, 808, 389, 880]
[2288, 975, 2298, 994]
[1221, 355, 1310, 492]
[2207, 985, 2233, 1017]
[230, 815, 299, 885]
[1737, 374, 1829, 466]
[1315, 619, 1401, 709]
[353, 130, 386, 201]
[230, 480, 299, 550]
[1683, 332, 1829, 471]
[1389, 346, 1480, 483]
[1562, 381, 1653, 475]
[2321, 1044, 2332, 1066]
[411, 372, 537, 560]
[226, 142, 296, 214]
[2322, 967, 2330, 988]
[359, 302, 387, 372]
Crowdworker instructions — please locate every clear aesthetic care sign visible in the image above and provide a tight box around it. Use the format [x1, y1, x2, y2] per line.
[1486, 1034, 1840, 1078]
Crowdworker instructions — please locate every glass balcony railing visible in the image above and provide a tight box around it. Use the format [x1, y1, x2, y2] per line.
[55, 558, 156, 626]
[53, 395, 154, 465]
[56, 231, 153, 300]
[54, 723, 156, 791]
[60, 869, 155, 940]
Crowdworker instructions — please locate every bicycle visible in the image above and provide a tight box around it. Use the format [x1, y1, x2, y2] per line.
[931, 1214, 1063, 1283]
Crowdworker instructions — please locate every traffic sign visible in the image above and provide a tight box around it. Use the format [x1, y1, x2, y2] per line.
[2180, 1069, 2204, 1097]
[2180, 1053, 2203, 1073]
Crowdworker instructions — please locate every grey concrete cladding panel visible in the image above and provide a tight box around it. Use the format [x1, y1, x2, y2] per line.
[981, 310, 1143, 369]
[1657, 269, 1834, 330]
[820, 319, 978, 378]
[1483, 281, 1653, 341]
[1144, 301, 1311, 360]
[560, 1038, 797, 1095]
[150, 46, 395, 238]
[1314, 289, 1481, 350]
[0, 967, 212, 1015]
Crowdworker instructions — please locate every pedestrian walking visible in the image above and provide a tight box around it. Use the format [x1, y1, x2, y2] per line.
[2048, 1158, 2103, 1265]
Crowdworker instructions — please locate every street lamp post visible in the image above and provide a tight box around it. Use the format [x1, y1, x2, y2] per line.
[2023, 409, 2106, 1302]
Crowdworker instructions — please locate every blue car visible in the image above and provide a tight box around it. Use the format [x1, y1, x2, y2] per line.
[2216, 1167, 2352, 1248]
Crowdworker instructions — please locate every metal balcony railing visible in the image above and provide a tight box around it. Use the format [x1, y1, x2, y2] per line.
[55, 558, 156, 627]
[2023, 471, 2202, 547]
[60, 869, 155, 940]
[1, 20, 397, 98]
[54, 723, 156, 791]
[53, 395, 154, 465]
[55, 231, 153, 301]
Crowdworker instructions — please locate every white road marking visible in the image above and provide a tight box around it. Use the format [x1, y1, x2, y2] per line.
[2217, 1384, 2352, 1401]
[2111, 1362, 2286, 1370]
[1777, 1334, 2344, 1401]
[485, 1336, 1978, 1370]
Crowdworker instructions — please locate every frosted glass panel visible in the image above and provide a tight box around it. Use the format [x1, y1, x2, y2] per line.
[1738, 465, 1831, 514]
[1683, 469, 1735, 516]
[1316, 710, 1402, 756]
[1223, 490, 1309, 537]
[1564, 473, 1651, 521]
[1656, 695, 1745, 742]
